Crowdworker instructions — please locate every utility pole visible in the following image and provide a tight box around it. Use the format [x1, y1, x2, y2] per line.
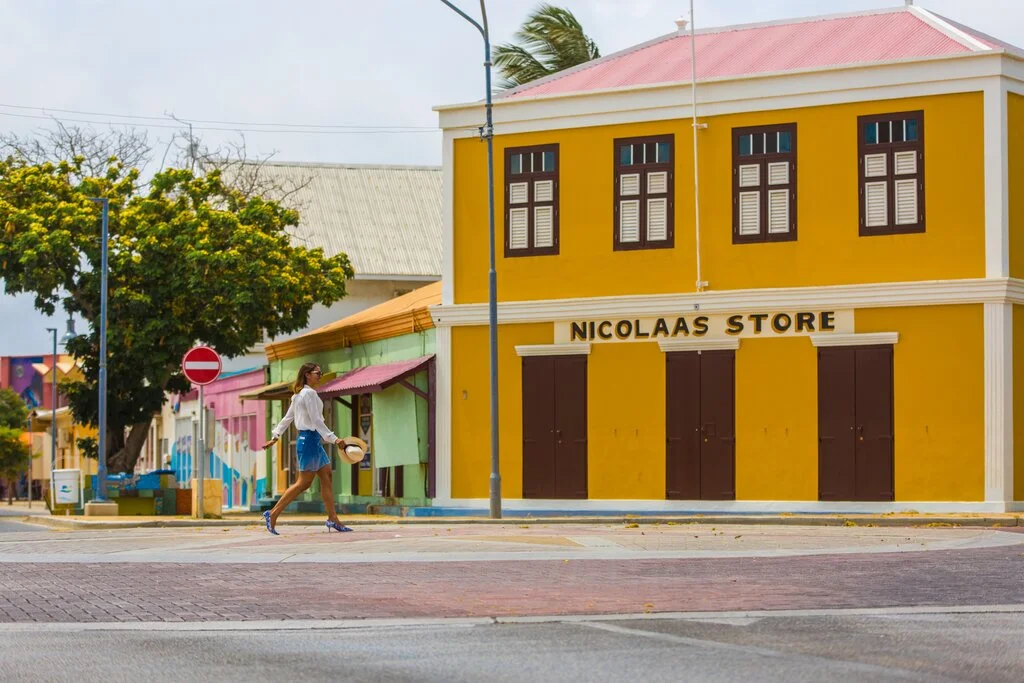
[438, 0, 501, 519]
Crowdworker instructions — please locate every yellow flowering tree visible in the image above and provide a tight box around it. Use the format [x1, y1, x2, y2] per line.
[0, 158, 353, 473]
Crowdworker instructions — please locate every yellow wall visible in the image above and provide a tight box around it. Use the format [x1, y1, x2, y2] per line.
[735, 336, 818, 500]
[453, 92, 985, 305]
[1010, 93, 1024, 279]
[857, 305, 984, 501]
[1015, 305, 1024, 501]
[588, 343, 665, 498]
[450, 305, 985, 502]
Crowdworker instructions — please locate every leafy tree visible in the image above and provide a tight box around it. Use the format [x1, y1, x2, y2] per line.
[0, 427, 31, 505]
[0, 157, 354, 473]
[493, 4, 600, 89]
[0, 387, 29, 429]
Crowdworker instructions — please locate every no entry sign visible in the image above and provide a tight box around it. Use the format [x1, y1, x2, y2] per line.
[181, 346, 222, 385]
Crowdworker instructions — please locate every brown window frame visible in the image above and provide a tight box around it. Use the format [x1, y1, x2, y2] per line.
[858, 110, 925, 236]
[732, 123, 797, 244]
[504, 144, 559, 257]
[613, 134, 674, 251]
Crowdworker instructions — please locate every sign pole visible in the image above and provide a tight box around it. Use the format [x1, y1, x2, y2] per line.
[181, 345, 221, 519]
[196, 384, 204, 519]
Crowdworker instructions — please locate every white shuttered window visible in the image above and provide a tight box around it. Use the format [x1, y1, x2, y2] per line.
[505, 145, 559, 256]
[615, 135, 674, 250]
[859, 112, 924, 234]
[733, 124, 796, 243]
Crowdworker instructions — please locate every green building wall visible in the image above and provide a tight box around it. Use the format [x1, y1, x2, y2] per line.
[266, 328, 435, 507]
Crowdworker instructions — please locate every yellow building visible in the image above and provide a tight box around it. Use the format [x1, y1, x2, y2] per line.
[432, 5, 1024, 513]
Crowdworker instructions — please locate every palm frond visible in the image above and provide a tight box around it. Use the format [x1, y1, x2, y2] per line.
[495, 3, 600, 89]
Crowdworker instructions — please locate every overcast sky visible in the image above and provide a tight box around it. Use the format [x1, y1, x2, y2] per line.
[1, 0, 1020, 357]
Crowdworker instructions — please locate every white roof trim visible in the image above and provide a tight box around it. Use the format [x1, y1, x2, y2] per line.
[515, 344, 590, 357]
[659, 339, 740, 353]
[435, 50, 1000, 114]
[908, 6, 992, 52]
[810, 332, 899, 347]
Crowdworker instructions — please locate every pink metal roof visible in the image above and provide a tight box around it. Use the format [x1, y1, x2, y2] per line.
[505, 8, 1008, 99]
[317, 355, 433, 398]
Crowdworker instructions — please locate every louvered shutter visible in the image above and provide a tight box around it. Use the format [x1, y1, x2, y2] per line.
[864, 153, 887, 178]
[534, 180, 553, 203]
[534, 206, 554, 247]
[620, 173, 640, 197]
[767, 190, 789, 234]
[737, 162, 762, 236]
[509, 208, 529, 249]
[738, 192, 760, 235]
[894, 179, 917, 225]
[509, 182, 529, 205]
[647, 198, 668, 241]
[864, 182, 888, 227]
[619, 200, 640, 243]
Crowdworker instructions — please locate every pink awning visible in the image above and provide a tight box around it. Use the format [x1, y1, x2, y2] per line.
[316, 355, 434, 399]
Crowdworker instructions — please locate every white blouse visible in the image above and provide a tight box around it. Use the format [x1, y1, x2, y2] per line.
[271, 386, 339, 444]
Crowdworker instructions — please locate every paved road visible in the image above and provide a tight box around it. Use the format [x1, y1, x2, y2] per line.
[1, 608, 1021, 682]
[0, 523, 1021, 622]
[1, 522, 1021, 681]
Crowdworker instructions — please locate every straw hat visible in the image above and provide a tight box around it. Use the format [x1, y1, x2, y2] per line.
[338, 436, 368, 465]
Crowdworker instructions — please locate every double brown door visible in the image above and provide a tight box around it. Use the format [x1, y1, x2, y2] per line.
[818, 345, 894, 501]
[665, 351, 736, 500]
[522, 355, 588, 499]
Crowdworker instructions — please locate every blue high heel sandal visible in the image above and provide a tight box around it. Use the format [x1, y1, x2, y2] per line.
[263, 510, 279, 535]
[326, 520, 352, 533]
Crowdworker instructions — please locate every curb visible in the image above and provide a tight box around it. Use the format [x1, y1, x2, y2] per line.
[22, 513, 1023, 531]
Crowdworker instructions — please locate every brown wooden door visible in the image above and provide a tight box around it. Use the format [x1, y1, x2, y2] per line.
[818, 348, 856, 500]
[666, 352, 701, 499]
[666, 350, 736, 500]
[854, 346, 894, 501]
[817, 345, 894, 501]
[554, 355, 588, 499]
[522, 355, 588, 499]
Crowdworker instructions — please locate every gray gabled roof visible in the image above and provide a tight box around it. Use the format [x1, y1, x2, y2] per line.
[254, 161, 442, 280]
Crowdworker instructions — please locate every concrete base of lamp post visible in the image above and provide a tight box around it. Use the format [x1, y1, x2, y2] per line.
[83, 501, 118, 517]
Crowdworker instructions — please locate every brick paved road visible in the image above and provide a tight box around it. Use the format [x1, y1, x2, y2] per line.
[2, 544, 1022, 623]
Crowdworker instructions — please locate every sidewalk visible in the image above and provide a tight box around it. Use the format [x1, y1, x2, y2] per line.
[20, 508, 1024, 531]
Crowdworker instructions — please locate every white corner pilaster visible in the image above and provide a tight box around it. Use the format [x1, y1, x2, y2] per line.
[434, 324, 453, 503]
[983, 77, 1009, 278]
[442, 131, 455, 306]
[984, 302, 1013, 504]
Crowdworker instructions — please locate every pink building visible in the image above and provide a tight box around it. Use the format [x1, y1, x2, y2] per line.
[164, 368, 269, 510]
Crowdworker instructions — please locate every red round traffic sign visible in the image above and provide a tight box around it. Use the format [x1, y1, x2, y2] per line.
[181, 346, 222, 385]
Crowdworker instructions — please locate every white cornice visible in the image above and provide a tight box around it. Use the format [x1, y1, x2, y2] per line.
[658, 339, 740, 353]
[436, 54, 1008, 137]
[810, 332, 899, 347]
[432, 278, 1019, 328]
[515, 344, 591, 357]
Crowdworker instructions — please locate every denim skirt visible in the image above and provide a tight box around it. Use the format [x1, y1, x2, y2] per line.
[295, 430, 331, 472]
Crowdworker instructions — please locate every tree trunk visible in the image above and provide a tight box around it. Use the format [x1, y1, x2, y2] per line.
[106, 419, 153, 474]
[5, 478, 12, 505]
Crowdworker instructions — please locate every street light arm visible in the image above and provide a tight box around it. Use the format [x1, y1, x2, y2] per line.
[438, 0, 486, 40]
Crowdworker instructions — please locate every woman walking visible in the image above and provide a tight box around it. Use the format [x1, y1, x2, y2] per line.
[260, 362, 352, 535]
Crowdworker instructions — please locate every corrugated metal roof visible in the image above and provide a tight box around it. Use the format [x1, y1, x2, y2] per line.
[502, 6, 1017, 100]
[252, 162, 442, 279]
[263, 281, 441, 361]
[317, 355, 434, 398]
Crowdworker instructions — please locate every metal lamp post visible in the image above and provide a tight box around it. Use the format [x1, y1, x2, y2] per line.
[439, 0, 501, 519]
[86, 197, 110, 503]
[46, 327, 57, 508]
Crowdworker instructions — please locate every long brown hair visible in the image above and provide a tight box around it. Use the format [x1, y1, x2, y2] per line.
[292, 362, 320, 394]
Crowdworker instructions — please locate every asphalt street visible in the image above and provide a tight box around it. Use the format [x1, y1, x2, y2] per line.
[1, 609, 1021, 683]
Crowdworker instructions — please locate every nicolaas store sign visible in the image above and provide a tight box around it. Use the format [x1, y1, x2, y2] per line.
[554, 310, 854, 344]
